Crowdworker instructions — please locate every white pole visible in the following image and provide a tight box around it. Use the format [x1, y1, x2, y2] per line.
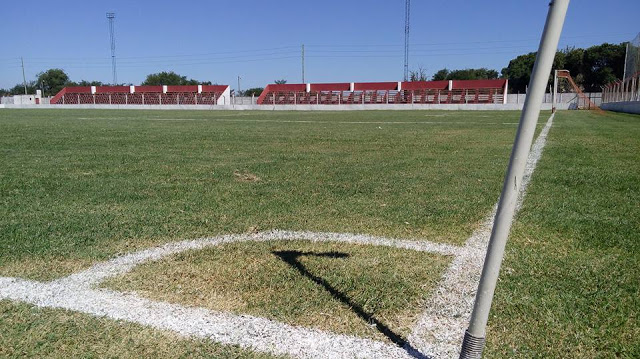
[552, 70, 558, 112]
[459, 1, 569, 358]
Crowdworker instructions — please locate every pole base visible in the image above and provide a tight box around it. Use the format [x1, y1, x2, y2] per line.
[459, 330, 485, 359]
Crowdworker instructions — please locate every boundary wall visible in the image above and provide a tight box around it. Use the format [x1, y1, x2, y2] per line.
[601, 101, 640, 115]
[0, 103, 569, 111]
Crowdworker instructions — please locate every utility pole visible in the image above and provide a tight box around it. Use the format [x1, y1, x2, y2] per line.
[237, 76, 241, 95]
[403, 0, 410, 82]
[21, 57, 27, 94]
[459, 1, 570, 358]
[106, 12, 117, 85]
[302, 44, 305, 83]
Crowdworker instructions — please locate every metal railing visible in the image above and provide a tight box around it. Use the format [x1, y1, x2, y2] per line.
[602, 72, 640, 103]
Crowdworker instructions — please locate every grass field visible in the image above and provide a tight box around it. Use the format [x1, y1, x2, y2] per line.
[0, 109, 637, 358]
[0, 109, 537, 281]
[104, 240, 451, 343]
[485, 110, 640, 358]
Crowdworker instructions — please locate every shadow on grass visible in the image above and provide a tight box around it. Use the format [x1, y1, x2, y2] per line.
[272, 250, 429, 359]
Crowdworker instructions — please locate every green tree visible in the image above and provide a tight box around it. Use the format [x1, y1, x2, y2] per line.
[501, 43, 624, 93]
[9, 81, 37, 95]
[77, 80, 104, 87]
[36, 68, 69, 96]
[242, 87, 264, 96]
[432, 69, 450, 81]
[141, 71, 201, 86]
[447, 68, 499, 80]
[432, 68, 498, 81]
[501, 52, 565, 93]
[582, 43, 625, 91]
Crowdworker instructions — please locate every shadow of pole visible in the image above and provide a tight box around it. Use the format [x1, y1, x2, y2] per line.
[272, 250, 430, 359]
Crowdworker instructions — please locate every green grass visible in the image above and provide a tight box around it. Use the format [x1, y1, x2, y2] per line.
[0, 300, 282, 358]
[0, 109, 543, 280]
[1, 109, 637, 357]
[485, 110, 640, 358]
[104, 240, 451, 343]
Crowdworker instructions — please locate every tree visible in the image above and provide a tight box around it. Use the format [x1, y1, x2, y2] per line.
[432, 69, 450, 81]
[141, 71, 201, 86]
[501, 43, 624, 93]
[77, 80, 104, 87]
[9, 82, 37, 95]
[274, 79, 287, 84]
[501, 52, 564, 92]
[409, 66, 428, 81]
[36, 69, 69, 96]
[242, 87, 264, 96]
[500, 53, 536, 93]
[581, 43, 625, 91]
[432, 68, 499, 81]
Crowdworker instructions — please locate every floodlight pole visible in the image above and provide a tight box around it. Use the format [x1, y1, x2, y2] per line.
[459, 1, 570, 358]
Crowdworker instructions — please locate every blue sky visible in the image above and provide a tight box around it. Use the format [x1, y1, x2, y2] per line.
[1, 0, 638, 91]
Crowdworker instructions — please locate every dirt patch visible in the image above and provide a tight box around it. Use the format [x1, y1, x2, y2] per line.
[234, 170, 261, 183]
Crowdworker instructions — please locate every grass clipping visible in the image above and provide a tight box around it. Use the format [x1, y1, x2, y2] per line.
[104, 240, 451, 343]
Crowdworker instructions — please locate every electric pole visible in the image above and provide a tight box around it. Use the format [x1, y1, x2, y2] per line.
[106, 12, 117, 85]
[404, 0, 410, 81]
[302, 44, 305, 83]
[237, 76, 241, 95]
[21, 57, 27, 94]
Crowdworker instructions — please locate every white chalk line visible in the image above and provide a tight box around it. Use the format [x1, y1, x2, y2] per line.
[0, 114, 555, 358]
[1, 231, 456, 359]
[407, 113, 555, 358]
[74, 117, 523, 125]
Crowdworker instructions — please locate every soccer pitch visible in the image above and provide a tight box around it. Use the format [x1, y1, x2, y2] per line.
[0, 109, 638, 358]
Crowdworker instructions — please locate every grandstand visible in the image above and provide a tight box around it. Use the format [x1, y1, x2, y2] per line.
[257, 79, 508, 105]
[50, 85, 231, 105]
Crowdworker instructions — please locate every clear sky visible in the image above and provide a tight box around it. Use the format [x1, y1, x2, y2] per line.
[1, 0, 638, 91]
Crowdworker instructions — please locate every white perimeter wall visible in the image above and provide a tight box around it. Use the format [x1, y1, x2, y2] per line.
[601, 101, 640, 115]
[0, 103, 570, 111]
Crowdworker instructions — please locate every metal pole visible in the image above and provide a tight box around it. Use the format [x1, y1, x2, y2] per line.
[302, 44, 305, 83]
[403, 0, 410, 81]
[106, 13, 117, 85]
[552, 70, 558, 112]
[622, 42, 629, 82]
[459, 1, 569, 358]
[237, 76, 241, 96]
[21, 57, 27, 95]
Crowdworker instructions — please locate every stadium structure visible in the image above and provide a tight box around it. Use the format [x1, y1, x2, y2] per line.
[49, 79, 508, 107]
[50, 85, 231, 105]
[257, 79, 508, 105]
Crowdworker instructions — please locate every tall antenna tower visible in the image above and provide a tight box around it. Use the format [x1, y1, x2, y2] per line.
[403, 0, 410, 81]
[106, 12, 117, 85]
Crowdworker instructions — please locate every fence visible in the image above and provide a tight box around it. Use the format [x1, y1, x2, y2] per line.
[602, 72, 640, 104]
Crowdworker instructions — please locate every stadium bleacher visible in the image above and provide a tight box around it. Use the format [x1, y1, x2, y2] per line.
[257, 80, 508, 105]
[50, 85, 230, 105]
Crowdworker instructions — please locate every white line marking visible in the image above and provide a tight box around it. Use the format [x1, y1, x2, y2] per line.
[0, 115, 555, 358]
[74, 117, 522, 125]
[56, 230, 462, 289]
[407, 113, 555, 358]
